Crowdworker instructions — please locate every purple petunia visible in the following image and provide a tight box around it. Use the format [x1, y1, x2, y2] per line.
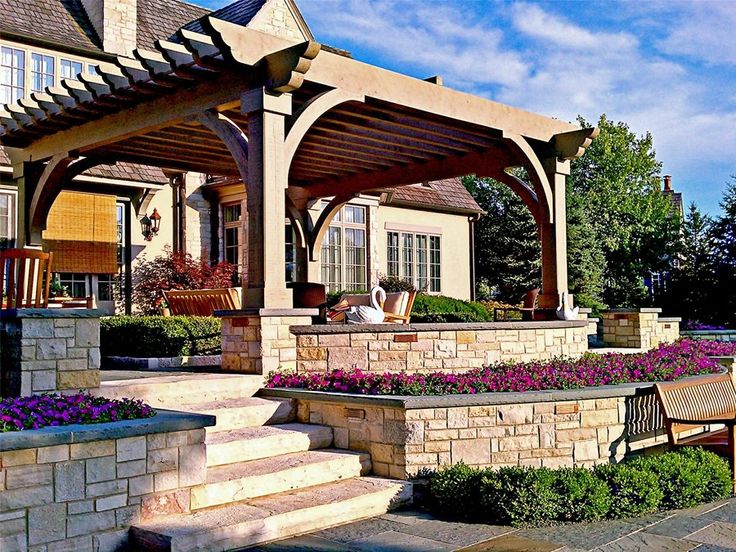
[265, 339, 736, 396]
[0, 393, 155, 433]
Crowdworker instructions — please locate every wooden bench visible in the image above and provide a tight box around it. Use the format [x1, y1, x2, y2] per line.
[163, 288, 241, 316]
[654, 373, 736, 489]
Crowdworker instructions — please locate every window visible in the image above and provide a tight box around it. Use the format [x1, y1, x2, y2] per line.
[31, 53, 54, 92]
[387, 231, 441, 292]
[0, 191, 15, 247]
[320, 203, 367, 293]
[285, 224, 296, 282]
[60, 59, 83, 81]
[1, 47, 25, 103]
[87, 64, 98, 76]
[56, 273, 87, 298]
[222, 203, 242, 273]
[98, 274, 115, 301]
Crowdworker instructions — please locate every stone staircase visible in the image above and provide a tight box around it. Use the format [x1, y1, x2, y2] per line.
[96, 373, 411, 551]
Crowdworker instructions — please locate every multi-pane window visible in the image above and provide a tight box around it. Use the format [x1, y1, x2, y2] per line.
[222, 203, 242, 273]
[320, 203, 366, 293]
[98, 274, 115, 301]
[1, 47, 25, 103]
[387, 231, 441, 292]
[285, 224, 296, 282]
[0, 191, 15, 247]
[31, 53, 54, 92]
[56, 273, 86, 298]
[60, 59, 83, 80]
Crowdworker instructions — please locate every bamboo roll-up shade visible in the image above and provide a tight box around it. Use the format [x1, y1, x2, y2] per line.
[42, 191, 118, 274]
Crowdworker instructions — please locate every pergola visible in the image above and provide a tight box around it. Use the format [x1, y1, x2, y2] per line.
[0, 17, 597, 310]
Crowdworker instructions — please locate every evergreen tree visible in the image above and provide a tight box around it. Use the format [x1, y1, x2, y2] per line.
[711, 178, 736, 324]
[566, 191, 606, 310]
[463, 175, 540, 302]
[669, 203, 717, 322]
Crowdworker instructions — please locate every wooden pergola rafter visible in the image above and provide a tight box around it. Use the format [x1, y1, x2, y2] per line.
[1, 16, 598, 310]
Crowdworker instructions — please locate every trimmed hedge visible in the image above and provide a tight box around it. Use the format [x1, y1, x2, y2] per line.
[426, 449, 732, 526]
[412, 294, 493, 322]
[101, 316, 221, 358]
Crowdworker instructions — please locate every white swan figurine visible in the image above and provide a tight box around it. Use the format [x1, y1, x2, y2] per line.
[346, 286, 387, 324]
[556, 291, 580, 321]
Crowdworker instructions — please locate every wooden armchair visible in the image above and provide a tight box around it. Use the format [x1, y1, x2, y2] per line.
[162, 288, 241, 316]
[494, 288, 539, 322]
[383, 290, 417, 324]
[0, 249, 54, 309]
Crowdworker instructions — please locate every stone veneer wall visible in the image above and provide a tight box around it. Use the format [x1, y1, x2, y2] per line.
[290, 321, 590, 373]
[1, 310, 103, 398]
[263, 386, 666, 479]
[0, 410, 213, 552]
[219, 309, 317, 374]
[682, 330, 736, 342]
[601, 309, 681, 349]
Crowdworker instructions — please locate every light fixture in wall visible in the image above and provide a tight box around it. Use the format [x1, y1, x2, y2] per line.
[140, 208, 161, 241]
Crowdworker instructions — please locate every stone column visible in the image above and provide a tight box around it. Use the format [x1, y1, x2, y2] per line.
[601, 308, 662, 349]
[242, 88, 293, 309]
[220, 308, 317, 374]
[537, 158, 570, 310]
[1, 309, 102, 397]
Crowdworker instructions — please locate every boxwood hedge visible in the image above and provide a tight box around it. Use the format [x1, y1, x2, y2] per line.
[101, 315, 221, 358]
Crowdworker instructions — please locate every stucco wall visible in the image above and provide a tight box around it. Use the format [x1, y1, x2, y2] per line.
[376, 206, 472, 300]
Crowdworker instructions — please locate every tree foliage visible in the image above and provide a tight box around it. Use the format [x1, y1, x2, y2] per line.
[463, 175, 540, 302]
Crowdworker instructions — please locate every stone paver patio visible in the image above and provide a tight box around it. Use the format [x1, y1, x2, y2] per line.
[246, 497, 736, 551]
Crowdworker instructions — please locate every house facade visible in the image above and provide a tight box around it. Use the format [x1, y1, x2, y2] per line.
[0, 0, 481, 313]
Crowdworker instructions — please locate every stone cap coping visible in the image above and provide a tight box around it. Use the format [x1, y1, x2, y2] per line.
[682, 330, 735, 335]
[0, 409, 215, 453]
[260, 370, 726, 409]
[0, 308, 106, 319]
[289, 320, 588, 335]
[601, 308, 662, 314]
[578, 308, 593, 314]
[659, 317, 682, 323]
[215, 308, 319, 317]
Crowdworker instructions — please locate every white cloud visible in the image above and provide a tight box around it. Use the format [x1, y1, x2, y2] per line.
[511, 2, 638, 52]
[657, 2, 736, 64]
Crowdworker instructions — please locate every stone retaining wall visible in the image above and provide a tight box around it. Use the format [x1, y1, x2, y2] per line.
[601, 309, 681, 349]
[0, 410, 214, 552]
[290, 322, 589, 373]
[682, 330, 736, 342]
[1, 309, 103, 397]
[262, 383, 669, 479]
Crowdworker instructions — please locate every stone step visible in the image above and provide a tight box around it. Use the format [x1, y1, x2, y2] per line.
[93, 374, 264, 408]
[182, 396, 295, 432]
[205, 423, 333, 467]
[191, 449, 371, 510]
[130, 477, 413, 552]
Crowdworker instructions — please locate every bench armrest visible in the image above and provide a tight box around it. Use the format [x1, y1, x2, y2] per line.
[669, 416, 736, 425]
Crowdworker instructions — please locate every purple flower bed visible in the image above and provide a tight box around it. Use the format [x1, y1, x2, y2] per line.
[266, 339, 736, 396]
[0, 393, 155, 432]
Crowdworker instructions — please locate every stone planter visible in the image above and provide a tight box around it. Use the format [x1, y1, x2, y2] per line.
[0, 410, 214, 552]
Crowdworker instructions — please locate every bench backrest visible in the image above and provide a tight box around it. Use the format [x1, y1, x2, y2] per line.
[0, 249, 53, 309]
[163, 288, 240, 316]
[654, 373, 736, 444]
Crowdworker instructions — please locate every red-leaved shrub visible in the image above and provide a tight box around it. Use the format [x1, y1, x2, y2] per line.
[133, 248, 236, 314]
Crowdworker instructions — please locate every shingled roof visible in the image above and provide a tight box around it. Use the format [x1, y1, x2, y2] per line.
[138, 0, 210, 50]
[182, 0, 265, 36]
[384, 179, 483, 215]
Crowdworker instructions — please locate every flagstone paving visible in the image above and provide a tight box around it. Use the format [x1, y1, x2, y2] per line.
[245, 497, 736, 551]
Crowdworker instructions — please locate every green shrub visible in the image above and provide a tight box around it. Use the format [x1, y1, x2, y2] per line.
[481, 466, 559, 525]
[428, 463, 485, 521]
[594, 463, 663, 518]
[554, 467, 612, 522]
[378, 275, 415, 293]
[101, 316, 221, 358]
[412, 294, 493, 321]
[669, 448, 733, 504]
[631, 452, 707, 510]
[411, 312, 485, 323]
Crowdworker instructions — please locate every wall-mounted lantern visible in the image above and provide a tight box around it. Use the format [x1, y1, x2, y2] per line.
[140, 208, 161, 241]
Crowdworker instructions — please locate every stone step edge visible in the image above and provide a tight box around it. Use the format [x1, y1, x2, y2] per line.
[130, 477, 413, 552]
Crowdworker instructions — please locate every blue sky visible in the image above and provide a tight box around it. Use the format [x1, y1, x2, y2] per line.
[201, 0, 736, 215]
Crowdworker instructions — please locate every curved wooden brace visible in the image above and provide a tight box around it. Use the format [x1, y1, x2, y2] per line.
[28, 155, 113, 244]
[284, 90, 365, 167]
[308, 194, 354, 262]
[485, 168, 541, 225]
[502, 131, 553, 224]
[132, 188, 158, 218]
[285, 195, 307, 249]
[196, 110, 248, 182]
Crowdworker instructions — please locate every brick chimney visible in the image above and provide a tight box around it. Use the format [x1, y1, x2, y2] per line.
[81, 0, 137, 57]
[663, 175, 672, 192]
